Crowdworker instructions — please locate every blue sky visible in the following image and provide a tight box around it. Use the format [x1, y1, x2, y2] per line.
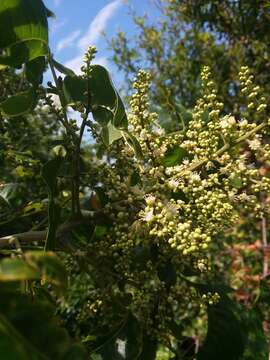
[44, 0, 159, 86]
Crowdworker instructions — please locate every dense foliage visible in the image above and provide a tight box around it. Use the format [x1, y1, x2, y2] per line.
[0, 1, 269, 359]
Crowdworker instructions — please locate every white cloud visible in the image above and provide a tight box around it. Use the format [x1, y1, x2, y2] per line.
[56, 30, 81, 52]
[78, 0, 123, 49]
[50, 19, 67, 34]
[65, 0, 124, 74]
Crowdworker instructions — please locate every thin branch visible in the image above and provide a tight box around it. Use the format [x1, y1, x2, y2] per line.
[0, 210, 99, 249]
[262, 216, 268, 277]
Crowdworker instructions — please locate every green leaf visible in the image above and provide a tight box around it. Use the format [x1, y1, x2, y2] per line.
[121, 314, 142, 359]
[25, 57, 46, 85]
[107, 121, 123, 144]
[197, 290, 246, 360]
[93, 107, 113, 127]
[113, 94, 128, 129]
[0, 314, 46, 360]
[63, 75, 87, 105]
[123, 131, 143, 160]
[89, 65, 128, 129]
[42, 157, 61, 197]
[24, 251, 67, 288]
[161, 146, 189, 167]
[101, 121, 123, 146]
[0, 291, 87, 359]
[89, 65, 116, 109]
[52, 58, 75, 77]
[0, 252, 67, 288]
[0, 88, 37, 117]
[0, 183, 16, 206]
[157, 261, 177, 286]
[0, 0, 49, 67]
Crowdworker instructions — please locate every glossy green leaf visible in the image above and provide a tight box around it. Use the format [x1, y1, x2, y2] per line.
[25, 57, 46, 85]
[52, 58, 75, 77]
[0, 0, 49, 67]
[161, 146, 189, 167]
[0, 88, 37, 117]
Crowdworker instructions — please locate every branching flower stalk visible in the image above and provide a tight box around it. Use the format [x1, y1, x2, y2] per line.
[62, 65, 270, 344]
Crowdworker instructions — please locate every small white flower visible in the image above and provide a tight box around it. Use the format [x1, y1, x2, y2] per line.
[144, 194, 156, 205]
[190, 173, 201, 182]
[239, 119, 248, 127]
[152, 126, 165, 136]
[142, 208, 154, 222]
[164, 202, 179, 218]
[248, 138, 261, 150]
[168, 179, 180, 189]
[220, 115, 236, 129]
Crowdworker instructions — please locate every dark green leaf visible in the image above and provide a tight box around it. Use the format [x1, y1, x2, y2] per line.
[52, 58, 75, 77]
[161, 146, 189, 167]
[42, 157, 61, 197]
[0, 88, 37, 117]
[63, 75, 87, 104]
[197, 290, 245, 360]
[157, 261, 177, 286]
[25, 57, 46, 85]
[93, 107, 113, 127]
[0, 314, 46, 360]
[113, 94, 128, 129]
[138, 335, 157, 360]
[89, 65, 116, 109]
[89, 65, 128, 129]
[0, 0, 49, 67]
[0, 291, 87, 359]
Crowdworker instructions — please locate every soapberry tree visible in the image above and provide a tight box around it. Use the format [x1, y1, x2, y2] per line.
[0, 1, 269, 359]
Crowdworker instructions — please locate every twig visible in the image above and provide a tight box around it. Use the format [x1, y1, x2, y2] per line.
[262, 216, 268, 277]
[0, 210, 99, 249]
